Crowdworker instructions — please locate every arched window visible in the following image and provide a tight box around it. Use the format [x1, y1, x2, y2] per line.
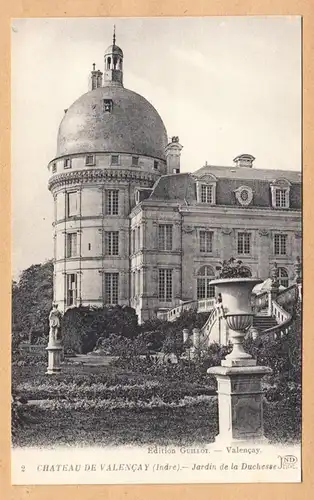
[278, 267, 289, 288]
[197, 266, 215, 299]
[107, 57, 111, 70]
[113, 57, 117, 69]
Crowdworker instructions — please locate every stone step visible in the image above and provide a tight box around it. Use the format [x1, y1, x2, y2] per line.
[256, 310, 270, 316]
[253, 316, 278, 332]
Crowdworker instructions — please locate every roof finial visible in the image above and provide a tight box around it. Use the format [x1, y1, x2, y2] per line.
[92, 62, 96, 71]
[113, 25, 116, 46]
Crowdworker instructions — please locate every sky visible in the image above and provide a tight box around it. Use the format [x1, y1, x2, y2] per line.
[11, 16, 301, 279]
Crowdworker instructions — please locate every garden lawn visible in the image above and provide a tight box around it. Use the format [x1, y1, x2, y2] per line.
[12, 358, 300, 448]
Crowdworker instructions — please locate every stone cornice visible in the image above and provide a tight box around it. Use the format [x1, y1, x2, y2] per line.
[48, 168, 159, 191]
[178, 205, 301, 218]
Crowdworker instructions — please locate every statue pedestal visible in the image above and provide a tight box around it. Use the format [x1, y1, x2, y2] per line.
[207, 365, 272, 444]
[46, 342, 62, 375]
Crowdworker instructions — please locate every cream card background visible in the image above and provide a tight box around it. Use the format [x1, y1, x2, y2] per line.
[1, 1, 313, 499]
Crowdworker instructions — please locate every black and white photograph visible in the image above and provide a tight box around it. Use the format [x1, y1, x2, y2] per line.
[11, 16, 302, 484]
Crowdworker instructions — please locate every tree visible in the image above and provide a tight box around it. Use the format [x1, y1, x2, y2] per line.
[12, 261, 53, 348]
[215, 257, 252, 278]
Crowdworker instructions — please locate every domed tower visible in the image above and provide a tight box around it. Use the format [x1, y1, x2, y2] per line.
[48, 30, 168, 312]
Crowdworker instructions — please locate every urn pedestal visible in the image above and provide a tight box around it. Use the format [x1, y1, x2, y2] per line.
[208, 365, 272, 444]
[207, 278, 272, 444]
[46, 341, 62, 375]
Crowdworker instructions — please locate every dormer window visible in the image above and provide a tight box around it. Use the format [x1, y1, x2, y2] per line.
[85, 155, 95, 166]
[270, 178, 291, 209]
[64, 158, 72, 169]
[196, 174, 217, 205]
[132, 156, 139, 166]
[201, 185, 213, 203]
[111, 155, 120, 166]
[275, 189, 287, 207]
[104, 99, 113, 112]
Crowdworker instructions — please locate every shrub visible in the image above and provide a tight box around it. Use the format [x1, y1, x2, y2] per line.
[245, 295, 302, 443]
[216, 257, 252, 278]
[11, 393, 29, 437]
[62, 305, 139, 354]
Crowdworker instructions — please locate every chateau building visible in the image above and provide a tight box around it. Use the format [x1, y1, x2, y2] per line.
[48, 34, 302, 323]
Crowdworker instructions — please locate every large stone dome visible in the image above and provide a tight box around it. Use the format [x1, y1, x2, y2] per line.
[57, 85, 168, 160]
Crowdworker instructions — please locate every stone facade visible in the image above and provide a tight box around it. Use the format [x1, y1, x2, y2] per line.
[129, 179, 301, 322]
[48, 35, 302, 323]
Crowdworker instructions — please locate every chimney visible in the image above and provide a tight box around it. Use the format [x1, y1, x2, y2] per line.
[165, 136, 183, 175]
[233, 154, 255, 168]
[88, 63, 103, 91]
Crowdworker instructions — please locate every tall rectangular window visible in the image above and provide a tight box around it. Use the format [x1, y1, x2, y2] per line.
[64, 158, 72, 169]
[275, 189, 288, 208]
[201, 185, 213, 204]
[132, 156, 139, 166]
[274, 234, 287, 255]
[104, 273, 119, 304]
[137, 269, 141, 295]
[66, 232, 78, 258]
[111, 155, 120, 166]
[200, 231, 213, 253]
[132, 271, 136, 298]
[105, 190, 119, 215]
[66, 192, 78, 217]
[66, 274, 77, 306]
[238, 232, 251, 255]
[137, 226, 141, 251]
[158, 269, 172, 302]
[158, 224, 173, 251]
[85, 155, 95, 166]
[104, 231, 119, 256]
[132, 229, 136, 254]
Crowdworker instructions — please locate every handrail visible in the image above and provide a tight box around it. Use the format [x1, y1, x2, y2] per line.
[256, 297, 293, 341]
[276, 284, 299, 315]
[165, 297, 215, 323]
[166, 300, 198, 322]
[197, 298, 216, 313]
[276, 283, 298, 300]
[261, 314, 293, 341]
[271, 299, 291, 324]
[198, 303, 225, 348]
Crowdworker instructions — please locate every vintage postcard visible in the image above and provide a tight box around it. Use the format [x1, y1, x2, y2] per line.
[10, 16, 302, 485]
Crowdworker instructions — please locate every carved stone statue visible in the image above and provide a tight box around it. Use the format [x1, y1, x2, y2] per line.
[270, 262, 280, 292]
[48, 303, 62, 345]
[294, 256, 302, 284]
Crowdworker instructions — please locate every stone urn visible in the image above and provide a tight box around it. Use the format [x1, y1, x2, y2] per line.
[210, 278, 262, 367]
[207, 277, 272, 444]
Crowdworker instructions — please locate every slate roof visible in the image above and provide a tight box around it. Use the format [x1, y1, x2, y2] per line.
[195, 165, 301, 183]
[148, 166, 301, 209]
[149, 173, 196, 203]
